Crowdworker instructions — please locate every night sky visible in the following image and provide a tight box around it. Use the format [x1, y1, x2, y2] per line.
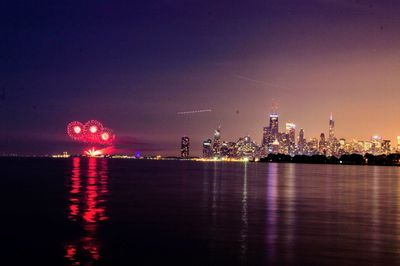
[2, 0, 400, 156]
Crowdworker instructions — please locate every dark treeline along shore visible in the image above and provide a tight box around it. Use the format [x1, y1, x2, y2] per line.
[260, 153, 400, 166]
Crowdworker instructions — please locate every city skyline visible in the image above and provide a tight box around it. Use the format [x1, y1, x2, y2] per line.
[2, 1, 400, 156]
[2, 107, 400, 156]
[200, 110, 399, 159]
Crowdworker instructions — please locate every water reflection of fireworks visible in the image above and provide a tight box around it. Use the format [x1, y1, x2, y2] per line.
[65, 158, 109, 265]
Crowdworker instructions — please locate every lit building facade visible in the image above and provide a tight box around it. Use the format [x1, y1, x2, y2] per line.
[286, 122, 296, 156]
[202, 139, 212, 158]
[181, 136, 190, 158]
[212, 127, 221, 156]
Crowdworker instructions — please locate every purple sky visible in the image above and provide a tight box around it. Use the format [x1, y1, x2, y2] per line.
[2, 0, 400, 156]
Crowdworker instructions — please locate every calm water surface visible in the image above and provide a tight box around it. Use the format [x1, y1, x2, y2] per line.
[2, 158, 400, 265]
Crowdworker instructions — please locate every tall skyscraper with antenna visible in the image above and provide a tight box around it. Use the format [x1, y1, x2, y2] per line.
[212, 126, 221, 156]
[262, 102, 279, 153]
[329, 113, 335, 140]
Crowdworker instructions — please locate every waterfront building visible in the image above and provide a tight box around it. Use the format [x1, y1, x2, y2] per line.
[212, 127, 221, 156]
[308, 138, 319, 155]
[270, 113, 279, 138]
[329, 113, 335, 140]
[271, 139, 280, 154]
[319, 133, 327, 155]
[286, 122, 296, 155]
[297, 128, 305, 154]
[397, 136, 400, 152]
[371, 135, 382, 155]
[181, 136, 190, 158]
[202, 139, 212, 158]
[237, 135, 258, 158]
[261, 111, 279, 153]
[382, 140, 391, 155]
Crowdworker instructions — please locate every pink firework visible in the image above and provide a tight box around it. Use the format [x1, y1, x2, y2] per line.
[99, 128, 115, 145]
[67, 120, 116, 146]
[84, 120, 104, 143]
[67, 121, 85, 141]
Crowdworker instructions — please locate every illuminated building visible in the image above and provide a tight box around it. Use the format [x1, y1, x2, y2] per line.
[297, 128, 306, 155]
[371, 135, 382, 155]
[329, 113, 335, 140]
[307, 138, 319, 155]
[262, 126, 271, 147]
[213, 127, 221, 156]
[181, 136, 190, 158]
[382, 140, 391, 155]
[261, 111, 280, 154]
[327, 113, 338, 156]
[236, 135, 258, 159]
[286, 122, 296, 155]
[397, 136, 400, 151]
[319, 133, 327, 155]
[271, 139, 280, 154]
[52, 151, 70, 158]
[203, 139, 212, 158]
[337, 138, 346, 156]
[270, 113, 279, 138]
[220, 141, 229, 157]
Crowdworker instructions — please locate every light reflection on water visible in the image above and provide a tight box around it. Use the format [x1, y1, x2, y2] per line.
[8, 158, 400, 265]
[266, 163, 278, 262]
[240, 162, 248, 262]
[64, 158, 109, 265]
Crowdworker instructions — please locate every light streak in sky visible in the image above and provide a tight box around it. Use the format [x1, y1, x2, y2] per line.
[177, 109, 212, 115]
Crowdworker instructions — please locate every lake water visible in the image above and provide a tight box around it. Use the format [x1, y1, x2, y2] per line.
[2, 158, 400, 265]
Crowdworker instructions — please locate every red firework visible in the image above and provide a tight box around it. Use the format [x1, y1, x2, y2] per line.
[67, 120, 116, 146]
[67, 121, 85, 141]
[84, 120, 104, 143]
[99, 128, 115, 145]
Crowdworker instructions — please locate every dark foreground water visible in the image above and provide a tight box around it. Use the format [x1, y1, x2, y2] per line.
[2, 158, 400, 265]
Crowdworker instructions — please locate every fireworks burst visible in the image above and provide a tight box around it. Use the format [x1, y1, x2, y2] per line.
[67, 121, 85, 141]
[85, 147, 102, 157]
[67, 120, 115, 156]
[67, 120, 116, 146]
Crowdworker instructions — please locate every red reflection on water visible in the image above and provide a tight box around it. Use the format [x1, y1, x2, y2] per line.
[68, 158, 81, 221]
[65, 157, 109, 265]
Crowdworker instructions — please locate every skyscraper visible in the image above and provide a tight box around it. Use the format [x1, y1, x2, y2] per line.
[397, 136, 400, 152]
[298, 128, 305, 154]
[181, 136, 190, 158]
[262, 111, 279, 153]
[202, 139, 212, 158]
[319, 133, 326, 155]
[327, 113, 338, 156]
[213, 127, 221, 156]
[270, 113, 279, 138]
[261, 126, 271, 147]
[329, 113, 335, 140]
[285, 122, 296, 155]
[382, 140, 391, 154]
